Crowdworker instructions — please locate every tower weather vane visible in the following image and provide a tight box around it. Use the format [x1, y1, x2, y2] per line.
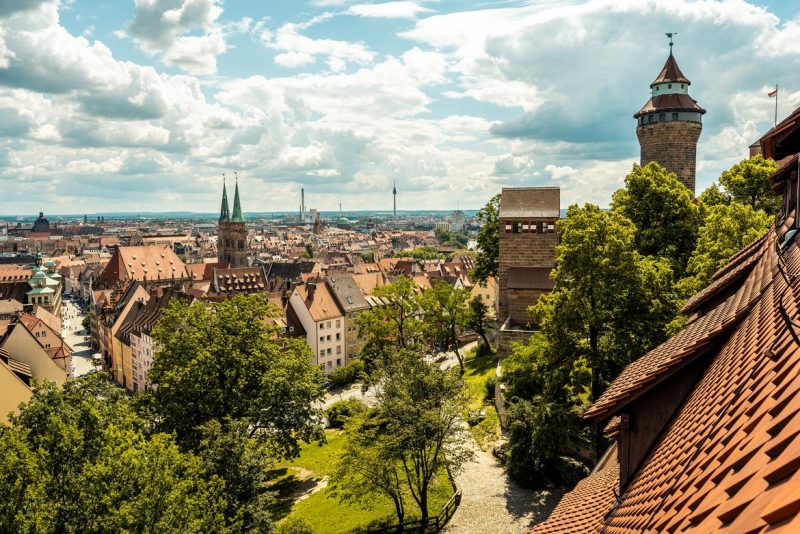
[666, 32, 676, 52]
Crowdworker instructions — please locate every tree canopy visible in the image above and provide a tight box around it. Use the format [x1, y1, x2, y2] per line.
[0, 375, 229, 534]
[472, 193, 500, 284]
[611, 162, 699, 271]
[718, 154, 780, 214]
[147, 293, 325, 456]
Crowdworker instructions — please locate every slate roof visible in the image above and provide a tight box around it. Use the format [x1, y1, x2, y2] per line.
[326, 274, 371, 313]
[530, 209, 800, 533]
[499, 187, 560, 219]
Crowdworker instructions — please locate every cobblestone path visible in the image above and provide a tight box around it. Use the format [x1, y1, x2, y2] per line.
[444, 444, 565, 534]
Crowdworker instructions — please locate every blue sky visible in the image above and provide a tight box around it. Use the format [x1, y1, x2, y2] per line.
[1, 0, 800, 215]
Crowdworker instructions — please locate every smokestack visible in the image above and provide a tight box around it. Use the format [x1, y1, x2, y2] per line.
[301, 188, 305, 222]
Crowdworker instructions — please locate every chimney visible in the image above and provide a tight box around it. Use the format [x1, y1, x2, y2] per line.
[307, 281, 316, 300]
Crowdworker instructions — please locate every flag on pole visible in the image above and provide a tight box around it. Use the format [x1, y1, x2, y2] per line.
[769, 88, 778, 97]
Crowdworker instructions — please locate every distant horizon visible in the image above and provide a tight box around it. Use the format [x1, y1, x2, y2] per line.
[0, 209, 490, 221]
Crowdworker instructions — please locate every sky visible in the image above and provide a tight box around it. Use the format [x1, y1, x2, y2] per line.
[2, 0, 800, 216]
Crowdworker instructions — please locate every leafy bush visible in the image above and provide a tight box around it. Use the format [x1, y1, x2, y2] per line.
[277, 517, 315, 534]
[328, 358, 365, 389]
[475, 342, 495, 358]
[484, 375, 496, 402]
[327, 398, 367, 429]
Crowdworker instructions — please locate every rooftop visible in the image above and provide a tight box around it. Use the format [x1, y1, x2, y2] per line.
[499, 187, 560, 219]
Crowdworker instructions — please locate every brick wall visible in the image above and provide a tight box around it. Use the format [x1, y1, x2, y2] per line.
[498, 217, 558, 323]
[218, 222, 248, 268]
[497, 327, 534, 359]
[637, 121, 702, 195]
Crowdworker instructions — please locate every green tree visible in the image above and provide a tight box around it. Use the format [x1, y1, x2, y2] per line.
[333, 409, 407, 524]
[0, 375, 228, 534]
[148, 294, 325, 455]
[375, 352, 472, 523]
[356, 276, 425, 355]
[197, 420, 275, 533]
[718, 154, 780, 214]
[535, 204, 677, 404]
[678, 202, 771, 297]
[81, 315, 90, 331]
[467, 295, 492, 349]
[305, 243, 314, 258]
[472, 193, 500, 284]
[611, 162, 699, 271]
[419, 280, 471, 372]
[360, 251, 375, 263]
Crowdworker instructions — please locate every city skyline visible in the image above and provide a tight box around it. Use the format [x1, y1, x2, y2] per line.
[1, 0, 800, 215]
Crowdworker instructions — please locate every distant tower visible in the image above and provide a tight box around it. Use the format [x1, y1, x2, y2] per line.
[635, 34, 705, 195]
[217, 174, 248, 268]
[393, 180, 397, 217]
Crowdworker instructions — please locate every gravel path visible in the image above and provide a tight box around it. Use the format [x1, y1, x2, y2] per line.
[444, 443, 565, 534]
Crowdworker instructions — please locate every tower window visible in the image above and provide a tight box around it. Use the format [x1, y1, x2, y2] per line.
[681, 84, 685, 89]
[538, 222, 547, 234]
[512, 222, 522, 234]
[648, 115, 654, 123]
[668, 84, 672, 89]
[672, 113, 679, 121]
[659, 113, 666, 122]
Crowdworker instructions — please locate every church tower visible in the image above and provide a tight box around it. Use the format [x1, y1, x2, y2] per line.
[217, 175, 248, 268]
[635, 38, 706, 195]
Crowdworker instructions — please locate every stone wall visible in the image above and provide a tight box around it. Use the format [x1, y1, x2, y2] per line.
[497, 320, 536, 360]
[498, 217, 558, 323]
[217, 222, 248, 268]
[506, 288, 547, 325]
[637, 121, 702, 195]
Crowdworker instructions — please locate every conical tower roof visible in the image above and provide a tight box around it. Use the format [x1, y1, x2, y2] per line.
[650, 52, 691, 87]
[231, 179, 245, 223]
[219, 180, 230, 223]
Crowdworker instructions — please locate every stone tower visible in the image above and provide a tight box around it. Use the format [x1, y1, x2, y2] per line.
[217, 177, 248, 268]
[635, 45, 706, 195]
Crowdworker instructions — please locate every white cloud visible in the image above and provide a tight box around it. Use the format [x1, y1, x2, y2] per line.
[123, 0, 226, 74]
[348, 2, 433, 19]
[261, 18, 375, 72]
[495, 154, 533, 176]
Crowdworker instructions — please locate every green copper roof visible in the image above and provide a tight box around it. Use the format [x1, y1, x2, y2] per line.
[219, 180, 230, 223]
[27, 287, 55, 295]
[231, 180, 245, 223]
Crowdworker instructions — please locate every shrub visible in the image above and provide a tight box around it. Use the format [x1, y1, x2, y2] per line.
[328, 358, 365, 389]
[475, 342, 495, 358]
[326, 398, 367, 429]
[484, 375, 497, 402]
[277, 517, 315, 534]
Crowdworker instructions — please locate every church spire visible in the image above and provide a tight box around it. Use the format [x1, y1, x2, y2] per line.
[231, 172, 245, 223]
[219, 175, 230, 223]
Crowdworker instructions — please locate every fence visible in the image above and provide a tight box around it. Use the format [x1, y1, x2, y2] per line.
[365, 490, 462, 534]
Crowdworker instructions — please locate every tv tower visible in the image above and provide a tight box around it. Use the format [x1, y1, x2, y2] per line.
[393, 180, 397, 217]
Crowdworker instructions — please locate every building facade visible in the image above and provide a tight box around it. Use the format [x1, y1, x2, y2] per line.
[635, 47, 705, 194]
[288, 281, 347, 373]
[217, 179, 248, 268]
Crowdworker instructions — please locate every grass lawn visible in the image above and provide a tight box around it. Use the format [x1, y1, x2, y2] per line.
[272, 430, 455, 534]
[462, 348, 502, 449]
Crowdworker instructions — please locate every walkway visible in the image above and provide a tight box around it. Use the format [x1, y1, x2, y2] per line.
[444, 443, 565, 534]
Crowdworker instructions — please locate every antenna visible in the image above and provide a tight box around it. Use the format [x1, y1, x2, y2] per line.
[666, 32, 676, 53]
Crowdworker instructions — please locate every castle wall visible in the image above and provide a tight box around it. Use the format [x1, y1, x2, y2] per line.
[637, 121, 702, 195]
[498, 217, 558, 324]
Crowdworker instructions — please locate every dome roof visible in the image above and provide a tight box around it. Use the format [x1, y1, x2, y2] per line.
[33, 271, 46, 279]
[44, 260, 55, 267]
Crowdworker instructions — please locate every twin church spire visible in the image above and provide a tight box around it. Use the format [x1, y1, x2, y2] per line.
[218, 173, 245, 223]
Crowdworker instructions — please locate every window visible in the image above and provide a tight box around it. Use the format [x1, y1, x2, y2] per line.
[512, 222, 522, 234]
[327, 361, 332, 368]
[538, 221, 547, 234]
[327, 348, 332, 355]
[319, 350, 324, 357]
[289, 326, 294, 332]
[681, 84, 685, 89]
[336, 358, 341, 366]
[648, 115, 654, 123]
[486, 294, 490, 300]
[326, 335, 331, 342]
[336, 346, 342, 355]
[42, 331, 46, 337]
[659, 113, 666, 122]
[668, 84, 672, 89]
[336, 319, 341, 328]
[336, 333, 340, 341]
[672, 113, 679, 121]
[326, 321, 331, 328]
[320, 322, 324, 330]
[320, 336, 324, 343]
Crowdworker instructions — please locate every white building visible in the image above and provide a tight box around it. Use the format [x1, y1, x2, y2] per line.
[288, 281, 347, 373]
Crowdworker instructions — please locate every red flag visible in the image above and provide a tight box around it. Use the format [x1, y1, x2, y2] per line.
[769, 88, 778, 97]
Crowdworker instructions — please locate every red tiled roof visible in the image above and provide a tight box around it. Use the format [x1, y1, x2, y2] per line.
[634, 94, 705, 118]
[585, 230, 775, 419]
[527, 444, 620, 534]
[532, 208, 800, 533]
[651, 53, 690, 86]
